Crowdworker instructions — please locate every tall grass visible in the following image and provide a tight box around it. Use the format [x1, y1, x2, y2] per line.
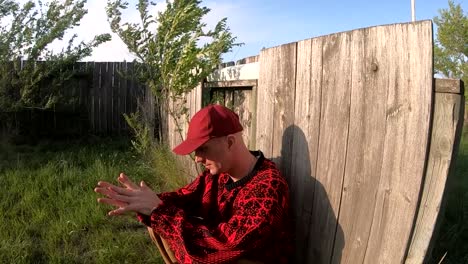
[2, 124, 465, 263]
[0, 139, 182, 263]
[430, 125, 468, 264]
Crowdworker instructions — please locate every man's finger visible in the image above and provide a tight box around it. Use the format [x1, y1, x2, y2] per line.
[118, 173, 139, 189]
[97, 197, 128, 208]
[97, 181, 118, 189]
[106, 191, 134, 203]
[140, 181, 149, 190]
[108, 205, 135, 216]
[109, 185, 136, 196]
[94, 187, 116, 197]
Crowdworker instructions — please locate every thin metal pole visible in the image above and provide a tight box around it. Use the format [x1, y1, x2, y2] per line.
[411, 0, 416, 22]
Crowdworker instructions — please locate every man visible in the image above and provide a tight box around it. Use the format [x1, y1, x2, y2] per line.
[95, 104, 293, 263]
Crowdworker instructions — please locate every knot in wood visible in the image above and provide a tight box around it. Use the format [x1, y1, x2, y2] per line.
[371, 62, 379, 72]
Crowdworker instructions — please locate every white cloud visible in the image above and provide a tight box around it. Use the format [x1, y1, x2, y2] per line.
[4, 0, 257, 62]
[46, 0, 166, 61]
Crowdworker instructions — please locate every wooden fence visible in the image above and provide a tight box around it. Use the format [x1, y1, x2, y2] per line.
[166, 21, 465, 263]
[86, 62, 153, 135]
[1, 61, 152, 137]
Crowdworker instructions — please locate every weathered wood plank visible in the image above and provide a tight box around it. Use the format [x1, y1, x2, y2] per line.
[334, 26, 388, 264]
[307, 32, 352, 264]
[434, 78, 463, 94]
[256, 49, 277, 157]
[126, 63, 134, 125]
[225, 89, 234, 110]
[110, 62, 116, 132]
[115, 62, 122, 132]
[270, 43, 297, 183]
[212, 89, 225, 105]
[194, 83, 202, 116]
[272, 42, 296, 200]
[236, 55, 259, 65]
[79, 62, 89, 112]
[249, 82, 258, 149]
[257, 42, 296, 166]
[120, 62, 128, 131]
[290, 37, 323, 263]
[363, 20, 433, 264]
[91, 62, 99, 132]
[233, 89, 252, 147]
[406, 92, 464, 264]
[102, 62, 110, 133]
[204, 80, 258, 88]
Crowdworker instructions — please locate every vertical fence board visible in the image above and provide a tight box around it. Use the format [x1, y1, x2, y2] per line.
[121, 62, 128, 131]
[225, 90, 234, 110]
[363, 21, 433, 264]
[113, 62, 120, 132]
[257, 43, 296, 160]
[308, 32, 352, 264]
[91, 62, 99, 132]
[126, 63, 134, 126]
[406, 81, 465, 264]
[291, 37, 323, 263]
[110, 62, 116, 132]
[101, 62, 109, 133]
[107, 62, 113, 133]
[334, 26, 388, 264]
[270, 43, 297, 179]
[257, 49, 276, 157]
[233, 89, 252, 147]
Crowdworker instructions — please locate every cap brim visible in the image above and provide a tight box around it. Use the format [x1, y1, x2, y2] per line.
[172, 138, 208, 155]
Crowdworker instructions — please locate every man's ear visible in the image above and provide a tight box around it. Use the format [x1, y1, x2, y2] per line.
[226, 135, 236, 150]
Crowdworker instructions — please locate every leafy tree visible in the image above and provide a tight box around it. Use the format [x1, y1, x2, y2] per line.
[106, 0, 240, 144]
[0, 0, 111, 111]
[433, 0, 467, 93]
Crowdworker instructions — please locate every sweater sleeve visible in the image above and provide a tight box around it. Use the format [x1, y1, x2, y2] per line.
[136, 171, 208, 226]
[147, 172, 288, 263]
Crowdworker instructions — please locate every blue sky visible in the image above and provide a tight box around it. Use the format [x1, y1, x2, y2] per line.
[215, 0, 466, 62]
[58, 0, 465, 62]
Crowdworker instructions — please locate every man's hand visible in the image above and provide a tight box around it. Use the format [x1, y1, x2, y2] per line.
[94, 173, 162, 216]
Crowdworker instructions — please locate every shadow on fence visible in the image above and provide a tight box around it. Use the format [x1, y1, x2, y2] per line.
[273, 125, 345, 263]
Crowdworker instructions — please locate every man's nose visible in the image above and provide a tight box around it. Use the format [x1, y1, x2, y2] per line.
[194, 155, 204, 163]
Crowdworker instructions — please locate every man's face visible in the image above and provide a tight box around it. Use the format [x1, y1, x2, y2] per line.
[194, 136, 230, 175]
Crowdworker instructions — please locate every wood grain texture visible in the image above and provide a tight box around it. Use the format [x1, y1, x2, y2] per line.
[120, 62, 128, 131]
[256, 47, 280, 157]
[334, 26, 388, 264]
[290, 37, 323, 263]
[91, 61, 98, 132]
[270, 43, 297, 180]
[363, 21, 433, 264]
[237, 89, 253, 148]
[434, 78, 463, 94]
[406, 91, 464, 264]
[307, 31, 353, 264]
[204, 80, 257, 88]
[256, 43, 297, 167]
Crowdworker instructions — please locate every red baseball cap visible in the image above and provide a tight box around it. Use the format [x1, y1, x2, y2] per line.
[172, 104, 243, 155]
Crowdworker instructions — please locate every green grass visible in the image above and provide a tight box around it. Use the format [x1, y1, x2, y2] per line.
[430, 125, 468, 264]
[1, 125, 466, 263]
[0, 138, 181, 264]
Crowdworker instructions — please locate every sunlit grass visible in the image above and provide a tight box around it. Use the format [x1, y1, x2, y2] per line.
[0, 139, 169, 263]
[431, 126, 468, 264]
[1, 125, 465, 263]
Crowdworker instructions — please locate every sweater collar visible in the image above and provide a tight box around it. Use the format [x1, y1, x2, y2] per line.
[224, 151, 264, 191]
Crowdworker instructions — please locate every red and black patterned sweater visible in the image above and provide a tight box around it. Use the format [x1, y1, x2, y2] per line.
[137, 151, 293, 263]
